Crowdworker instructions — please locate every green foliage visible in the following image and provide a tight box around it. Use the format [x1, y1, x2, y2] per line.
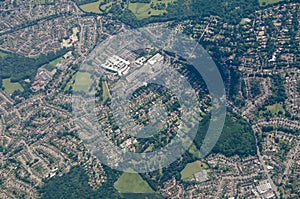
[150, 2, 166, 10]
[108, 0, 259, 27]
[228, 67, 241, 105]
[39, 165, 122, 199]
[0, 49, 68, 99]
[250, 80, 261, 98]
[140, 150, 195, 189]
[0, 49, 68, 83]
[195, 111, 256, 158]
[264, 74, 287, 105]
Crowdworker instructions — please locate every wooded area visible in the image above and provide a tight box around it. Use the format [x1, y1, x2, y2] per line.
[108, 0, 260, 27]
[195, 111, 257, 158]
[39, 165, 122, 199]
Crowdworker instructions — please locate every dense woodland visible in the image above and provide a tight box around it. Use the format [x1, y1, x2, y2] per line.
[39, 165, 122, 199]
[0, 48, 68, 97]
[107, 0, 260, 27]
[264, 74, 287, 105]
[195, 111, 257, 158]
[39, 165, 166, 199]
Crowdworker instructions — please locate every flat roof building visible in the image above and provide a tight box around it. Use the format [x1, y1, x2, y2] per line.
[101, 55, 130, 76]
[147, 53, 164, 65]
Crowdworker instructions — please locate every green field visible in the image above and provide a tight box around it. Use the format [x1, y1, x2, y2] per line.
[114, 172, 154, 193]
[128, 0, 175, 20]
[43, 56, 64, 71]
[180, 160, 208, 181]
[73, 72, 93, 93]
[267, 103, 285, 115]
[80, 0, 103, 14]
[49, 57, 64, 67]
[0, 51, 8, 58]
[2, 78, 24, 95]
[102, 80, 110, 102]
[258, 0, 285, 6]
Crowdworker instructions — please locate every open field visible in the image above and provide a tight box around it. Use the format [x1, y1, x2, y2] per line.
[180, 160, 208, 181]
[80, 0, 103, 14]
[114, 172, 154, 193]
[128, 0, 175, 20]
[49, 57, 64, 67]
[43, 56, 64, 71]
[0, 51, 8, 58]
[267, 103, 285, 115]
[102, 80, 110, 102]
[73, 72, 93, 93]
[2, 78, 24, 95]
[258, 0, 285, 6]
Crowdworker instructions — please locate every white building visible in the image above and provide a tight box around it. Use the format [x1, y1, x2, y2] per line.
[101, 55, 130, 76]
[147, 53, 164, 65]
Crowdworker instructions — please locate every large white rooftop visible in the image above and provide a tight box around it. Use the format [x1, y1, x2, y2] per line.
[101, 55, 130, 76]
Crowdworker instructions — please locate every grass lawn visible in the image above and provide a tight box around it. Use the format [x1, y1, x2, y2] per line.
[102, 80, 110, 102]
[40, 0, 46, 4]
[100, 2, 113, 11]
[180, 160, 208, 181]
[43, 56, 64, 72]
[266, 103, 285, 115]
[80, 0, 103, 14]
[73, 72, 93, 93]
[0, 51, 8, 58]
[258, 0, 285, 6]
[128, 0, 175, 20]
[2, 78, 24, 95]
[114, 172, 154, 193]
[49, 57, 64, 67]
[44, 64, 56, 72]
